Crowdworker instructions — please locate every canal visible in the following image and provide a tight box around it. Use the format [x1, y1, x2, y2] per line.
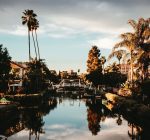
[0, 97, 149, 140]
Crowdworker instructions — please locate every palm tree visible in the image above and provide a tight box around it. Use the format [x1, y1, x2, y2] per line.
[114, 32, 137, 82]
[105, 62, 120, 73]
[33, 19, 41, 60]
[108, 50, 127, 65]
[100, 56, 106, 74]
[129, 18, 150, 81]
[22, 9, 37, 61]
[31, 23, 38, 59]
[116, 18, 150, 82]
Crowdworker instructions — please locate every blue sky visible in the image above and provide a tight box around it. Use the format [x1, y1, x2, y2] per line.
[0, 0, 149, 72]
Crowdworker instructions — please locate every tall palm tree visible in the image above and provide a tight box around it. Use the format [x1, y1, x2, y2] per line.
[129, 18, 150, 81]
[114, 32, 136, 82]
[22, 9, 37, 61]
[33, 19, 41, 60]
[114, 18, 150, 82]
[31, 23, 38, 59]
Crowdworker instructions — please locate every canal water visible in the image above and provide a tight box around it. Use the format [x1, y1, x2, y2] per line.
[1, 98, 149, 140]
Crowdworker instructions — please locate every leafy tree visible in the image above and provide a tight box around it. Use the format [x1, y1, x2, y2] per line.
[87, 46, 102, 73]
[23, 60, 59, 93]
[103, 72, 127, 87]
[103, 62, 127, 87]
[86, 70, 103, 86]
[86, 46, 103, 87]
[0, 44, 11, 92]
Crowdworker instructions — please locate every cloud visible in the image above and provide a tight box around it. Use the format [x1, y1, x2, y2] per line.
[88, 35, 120, 49]
[9, 119, 129, 140]
[0, 0, 150, 38]
[0, 1, 147, 55]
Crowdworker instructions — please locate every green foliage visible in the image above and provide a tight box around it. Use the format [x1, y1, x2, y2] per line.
[141, 79, 150, 97]
[103, 72, 127, 87]
[87, 46, 102, 73]
[86, 70, 103, 87]
[86, 46, 103, 87]
[104, 62, 120, 73]
[23, 60, 59, 94]
[0, 44, 11, 92]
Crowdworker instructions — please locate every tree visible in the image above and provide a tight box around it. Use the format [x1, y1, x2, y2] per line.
[114, 18, 150, 82]
[114, 32, 136, 82]
[31, 21, 38, 59]
[22, 9, 37, 61]
[87, 46, 102, 73]
[108, 50, 127, 65]
[86, 46, 103, 87]
[105, 62, 120, 73]
[0, 44, 11, 92]
[33, 19, 41, 60]
[23, 60, 58, 94]
[100, 56, 106, 74]
[103, 62, 127, 87]
[86, 99, 102, 135]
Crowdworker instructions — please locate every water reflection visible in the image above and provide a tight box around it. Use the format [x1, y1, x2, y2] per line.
[86, 99, 102, 135]
[0, 97, 149, 140]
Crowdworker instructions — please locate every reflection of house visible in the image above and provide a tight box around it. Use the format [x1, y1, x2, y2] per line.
[10, 61, 27, 79]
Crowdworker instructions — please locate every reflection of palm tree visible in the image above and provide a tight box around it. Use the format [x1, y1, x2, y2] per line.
[22, 98, 57, 140]
[22, 10, 37, 61]
[128, 123, 142, 140]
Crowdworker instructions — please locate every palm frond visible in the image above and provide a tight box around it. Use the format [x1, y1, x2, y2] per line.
[128, 19, 137, 30]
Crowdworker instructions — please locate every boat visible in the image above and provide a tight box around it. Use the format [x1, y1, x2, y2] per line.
[0, 98, 11, 105]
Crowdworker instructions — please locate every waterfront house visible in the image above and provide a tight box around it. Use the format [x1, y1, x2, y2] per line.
[9, 61, 27, 92]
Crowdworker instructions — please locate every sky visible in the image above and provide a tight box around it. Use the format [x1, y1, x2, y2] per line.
[0, 0, 150, 72]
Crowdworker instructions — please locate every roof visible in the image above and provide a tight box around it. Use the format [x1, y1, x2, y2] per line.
[10, 61, 27, 69]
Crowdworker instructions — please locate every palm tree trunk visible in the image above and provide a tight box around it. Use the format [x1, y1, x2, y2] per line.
[130, 51, 133, 83]
[35, 30, 40, 60]
[28, 29, 31, 61]
[32, 31, 38, 59]
[119, 59, 121, 72]
[103, 64, 104, 74]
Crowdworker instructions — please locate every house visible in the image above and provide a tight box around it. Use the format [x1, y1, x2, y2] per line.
[9, 61, 27, 92]
[120, 64, 130, 75]
[10, 61, 27, 79]
[59, 70, 78, 79]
